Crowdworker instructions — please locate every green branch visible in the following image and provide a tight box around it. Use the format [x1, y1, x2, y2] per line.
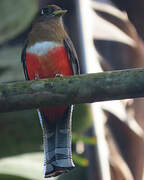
[0, 68, 144, 113]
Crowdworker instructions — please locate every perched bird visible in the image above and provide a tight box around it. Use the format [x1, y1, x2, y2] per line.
[21, 5, 80, 178]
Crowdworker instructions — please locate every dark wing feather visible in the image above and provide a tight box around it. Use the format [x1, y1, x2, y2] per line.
[21, 40, 29, 80]
[64, 38, 80, 75]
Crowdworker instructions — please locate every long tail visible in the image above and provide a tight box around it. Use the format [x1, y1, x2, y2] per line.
[37, 105, 75, 178]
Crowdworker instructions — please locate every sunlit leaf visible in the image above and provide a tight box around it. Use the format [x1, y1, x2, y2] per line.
[73, 154, 88, 167]
[72, 133, 96, 145]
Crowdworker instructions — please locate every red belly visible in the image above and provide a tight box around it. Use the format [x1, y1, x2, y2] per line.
[26, 46, 73, 122]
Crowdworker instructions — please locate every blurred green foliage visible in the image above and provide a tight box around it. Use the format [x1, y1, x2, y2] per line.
[72, 104, 92, 133]
[0, 1, 41, 179]
[0, 0, 38, 44]
[73, 154, 89, 167]
[0, 110, 42, 157]
[0, 174, 28, 180]
[58, 165, 87, 180]
[0, 153, 56, 180]
[72, 134, 96, 145]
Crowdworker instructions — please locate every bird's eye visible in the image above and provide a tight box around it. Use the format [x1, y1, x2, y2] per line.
[40, 8, 54, 16]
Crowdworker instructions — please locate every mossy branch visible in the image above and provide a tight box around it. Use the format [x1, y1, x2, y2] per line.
[0, 68, 144, 113]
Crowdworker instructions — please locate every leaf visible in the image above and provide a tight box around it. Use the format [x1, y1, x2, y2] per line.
[0, 0, 38, 44]
[73, 154, 88, 167]
[72, 133, 96, 145]
[0, 153, 57, 180]
[0, 66, 10, 75]
[72, 104, 93, 133]
[0, 174, 28, 180]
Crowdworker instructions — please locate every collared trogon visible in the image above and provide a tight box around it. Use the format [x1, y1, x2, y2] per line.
[21, 5, 80, 178]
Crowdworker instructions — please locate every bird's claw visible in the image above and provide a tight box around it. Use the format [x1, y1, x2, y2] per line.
[55, 73, 63, 77]
[34, 73, 40, 80]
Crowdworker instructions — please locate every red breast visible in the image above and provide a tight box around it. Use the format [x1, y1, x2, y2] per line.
[26, 41, 73, 122]
[26, 41, 73, 79]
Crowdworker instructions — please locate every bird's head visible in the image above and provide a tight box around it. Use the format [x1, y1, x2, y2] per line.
[29, 5, 68, 43]
[39, 5, 67, 19]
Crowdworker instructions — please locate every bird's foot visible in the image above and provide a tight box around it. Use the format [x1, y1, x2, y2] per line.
[55, 73, 63, 77]
[34, 73, 40, 80]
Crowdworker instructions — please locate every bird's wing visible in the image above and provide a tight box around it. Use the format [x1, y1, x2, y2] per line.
[21, 40, 30, 80]
[64, 38, 80, 75]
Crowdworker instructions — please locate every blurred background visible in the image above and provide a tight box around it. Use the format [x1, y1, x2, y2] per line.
[1, 0, 144, 179]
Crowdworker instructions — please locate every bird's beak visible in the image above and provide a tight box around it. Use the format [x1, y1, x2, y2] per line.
[53, 9, 68, 16]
